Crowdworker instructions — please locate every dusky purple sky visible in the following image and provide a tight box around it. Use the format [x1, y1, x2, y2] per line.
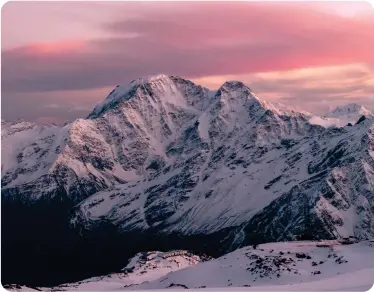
[2, 1, 374, 124]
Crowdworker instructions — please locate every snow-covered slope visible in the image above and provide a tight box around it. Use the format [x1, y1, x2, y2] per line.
[1, 75, 216, 203]
[309, 103, 374, 128]
[2, 75, 374, 286]
[328, 103, 373, 119]
[70, 91, 374, 242]
[3, 75, 374, 239]
[71, 79, 322, 233]
[8, 240, 372, 291]
[40, 250, 204, 291]
[127, 240, 374, 291]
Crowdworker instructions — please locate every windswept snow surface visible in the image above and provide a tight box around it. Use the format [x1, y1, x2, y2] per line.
[128, 241, 374, 291]
[7, 241, 374, 291]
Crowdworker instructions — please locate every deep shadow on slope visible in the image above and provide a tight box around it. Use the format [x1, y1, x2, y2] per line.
[1, 190, 341, 287]
[1, 196, 235, 287]
[2, 179, 343, 287]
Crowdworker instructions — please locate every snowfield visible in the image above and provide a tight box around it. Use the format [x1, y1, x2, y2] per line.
[47, 251, 204, 291]
[128, 240, 374, 291]
[5, 241, 374, 291]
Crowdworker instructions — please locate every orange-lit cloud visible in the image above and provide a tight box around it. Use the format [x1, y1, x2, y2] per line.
[24, 40, 86, 55]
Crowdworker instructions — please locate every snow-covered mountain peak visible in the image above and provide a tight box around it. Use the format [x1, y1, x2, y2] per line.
[127, 74, 179, 89]
[217, 80, 254, 97]
[220, 80, 249, 89]
[88, 75, 213, 118]
[328, 103, 373, 118]
[309, 103, 374, 128]
[214, 80, 261, 109]
[136, 73, 171, 83]
[3, 74, 374, 288]
[89, 84, 137, 118]
[89, 76, 314, 121]
[89, 74, 173, 118]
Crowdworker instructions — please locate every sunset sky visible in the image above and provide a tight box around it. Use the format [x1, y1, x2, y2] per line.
[2, 1, 374, 124]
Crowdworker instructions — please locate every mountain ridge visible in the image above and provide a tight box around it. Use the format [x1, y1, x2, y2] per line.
[2, 74, 374, 286]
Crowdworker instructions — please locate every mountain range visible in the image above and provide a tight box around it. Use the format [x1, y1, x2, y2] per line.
[2, 74, 374, 286]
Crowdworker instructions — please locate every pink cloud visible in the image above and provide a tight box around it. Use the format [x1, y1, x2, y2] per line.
[1, 2, 374, 122]
[3, 2, 374, 93]
[25, 40, 86, 55]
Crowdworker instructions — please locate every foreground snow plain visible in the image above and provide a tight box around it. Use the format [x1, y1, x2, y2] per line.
[127, 240, 374, 291]
[6, 240, 374, 292]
